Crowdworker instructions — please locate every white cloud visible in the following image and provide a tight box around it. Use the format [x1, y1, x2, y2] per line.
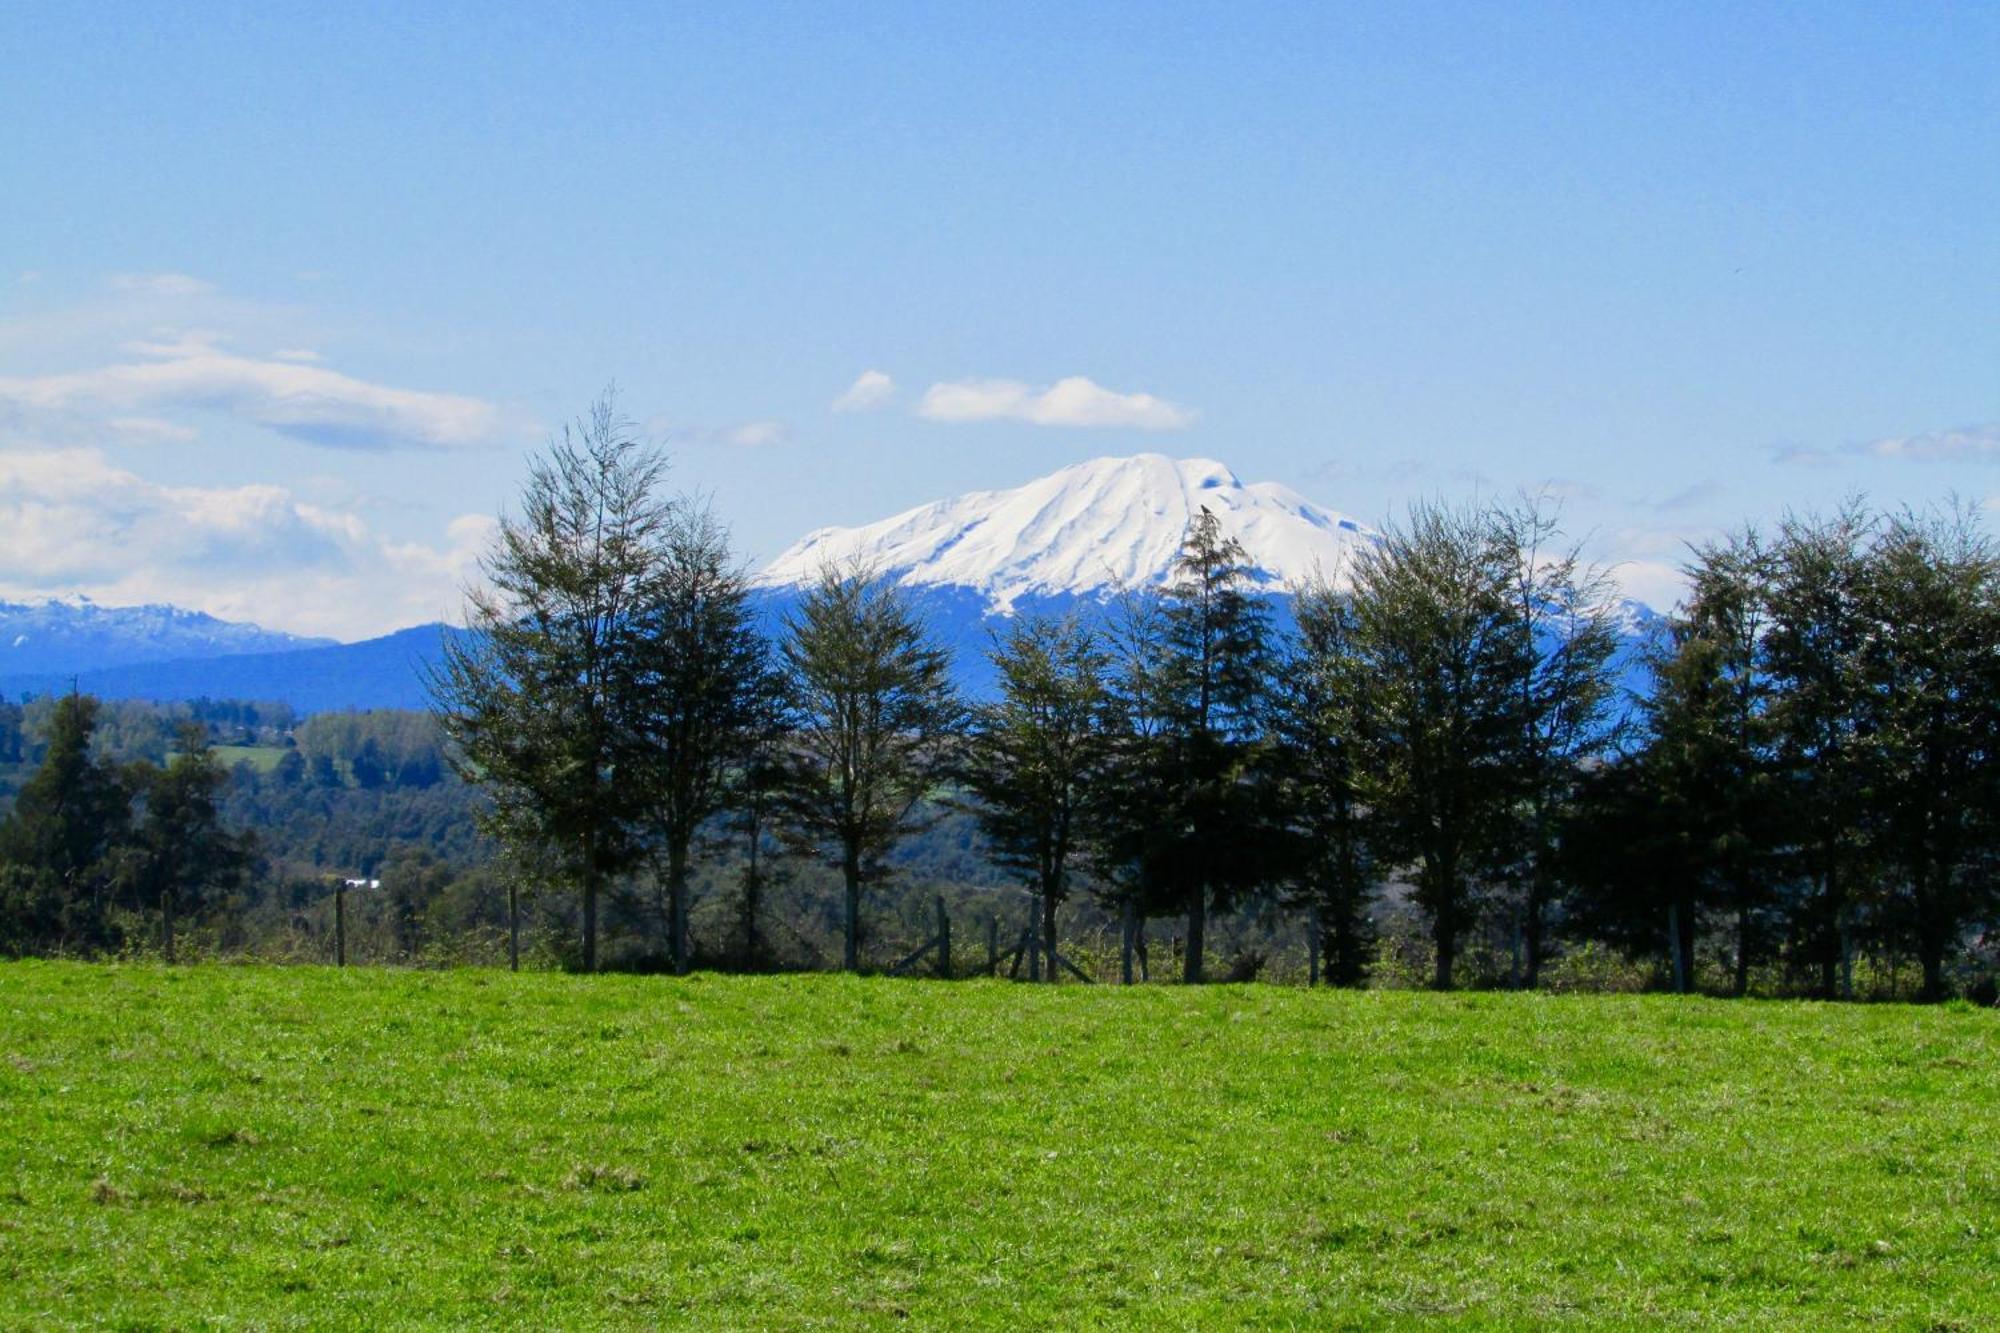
[832, 369, 895, 413]
[0, 447, 492, 639]
[724, 419, 791, 448]
[1608, 559, 1691, 614]
[105, 272, 216, 297]
[0, 342, 504, 450]
[917, 375, 1195, 430]
[1865, 423, 2000, 462]
[272, 347, 323, 364]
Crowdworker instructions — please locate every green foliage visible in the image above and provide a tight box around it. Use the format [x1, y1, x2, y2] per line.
[1344, 501, 1537, 989]
[1099, 509, 1284, 983]
[431, 393, 683, 971]
[0, 695, 131, 954]
[961, 614, 1115, 971]
[778, 565, 963, 970]
[1, 966, 1996, 1325]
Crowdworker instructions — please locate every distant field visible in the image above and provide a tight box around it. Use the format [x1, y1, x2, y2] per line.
[0, 965, 1995, 1327]
[205, 744, 291, 773]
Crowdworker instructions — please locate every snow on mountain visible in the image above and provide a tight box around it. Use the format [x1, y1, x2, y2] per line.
[0, 598, 335, 678]
[758, 454, 1377, 610]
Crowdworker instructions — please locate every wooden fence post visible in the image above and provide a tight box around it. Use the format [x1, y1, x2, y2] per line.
[936, 895, 951, 978]
[335, 880, 347, 968]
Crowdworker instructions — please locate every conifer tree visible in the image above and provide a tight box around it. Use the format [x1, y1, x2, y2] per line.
[1102, 509, 1282, 983]
[0, 693, 130, 955]
[629, 499, 778, 973]
[778, 565, 962, 972]
[124, 724, 252, 963]
[431, 392, 675, 971]
[1273, 580, 1378, 986]
[963, 614, 1115, 979]
[1346, 501, 1531, 989]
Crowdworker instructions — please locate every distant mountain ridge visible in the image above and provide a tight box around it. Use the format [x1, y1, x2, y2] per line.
[0, 625, 468, 715]
[1, 456, 1665, 712]
[0, 597, 334, 678]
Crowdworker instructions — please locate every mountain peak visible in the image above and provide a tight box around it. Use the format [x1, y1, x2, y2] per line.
[757, 454, 1375, 610]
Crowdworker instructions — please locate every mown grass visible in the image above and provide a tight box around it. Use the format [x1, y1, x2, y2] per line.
[0, 964, 1995, 1328]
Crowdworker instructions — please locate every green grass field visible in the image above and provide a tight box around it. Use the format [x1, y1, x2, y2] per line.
[205, 744, 291, 774]
[0, 964, 1995, 1328]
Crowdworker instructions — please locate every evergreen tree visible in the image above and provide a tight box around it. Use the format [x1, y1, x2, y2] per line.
[629, 499, 778, 972]
[1346, 501, 1531, 989]
[123, 724, 253, 962]
[1852, 507, 2000, 1000]
[1763, 507, 1872, 996]
[778, 565, 962, 971]
[431, 392, 676, 971]
[1101, 509, 1283, 984]
[962, 614, 1115, 980]
[1273, 580, 1378, 986]
[1492, 498, 1624, 986]
[0, 693, 130, 954]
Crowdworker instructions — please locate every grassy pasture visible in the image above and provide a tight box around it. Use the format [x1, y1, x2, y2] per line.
[204, 744, 291, 774]
[0, 964, 1995, 1328]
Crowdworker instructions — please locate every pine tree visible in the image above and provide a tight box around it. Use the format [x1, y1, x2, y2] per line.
[1346, 501, 1531, 989]
[1851, 507, 2000, 1000]
[628, 499, 778, 973]
[1491, 498, 1624, 986]
[778, 565, 962, 972]
[962, 614, 1115, 980]
[1101, 509, 1282, 984]
[1763, 506, 1872, 996]
[430, 391, 675, 971]
[1273, 580, 1378, 986]
[123, 724, 253, 962]
[0, 693, 130, 955]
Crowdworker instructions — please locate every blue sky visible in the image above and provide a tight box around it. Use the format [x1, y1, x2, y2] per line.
[2, 2, 1994, 637]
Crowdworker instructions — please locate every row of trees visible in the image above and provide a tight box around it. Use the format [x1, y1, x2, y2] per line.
[430, 396, 2000, 996]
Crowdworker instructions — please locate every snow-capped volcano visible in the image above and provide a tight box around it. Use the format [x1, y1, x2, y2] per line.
[758, 454, 1375, 611]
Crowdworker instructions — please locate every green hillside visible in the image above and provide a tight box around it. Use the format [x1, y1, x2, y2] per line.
[1, 965, 1995, 1327]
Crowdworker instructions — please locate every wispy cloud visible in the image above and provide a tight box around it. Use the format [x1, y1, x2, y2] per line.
[0, 342, 504, 451]
[724, 419, 790, 447]
[105, 272, 216, 297]
[1652, 480, 1724, 512]
[1772, 444, 1836, 467]
[917, 376, 1195, 430]
[832, 369, 895, 413]
[1864, 423, 2000, 462]
[0, 447, 493, 639]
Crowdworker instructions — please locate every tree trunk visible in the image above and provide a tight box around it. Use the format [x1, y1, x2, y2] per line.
[1042, 881, 1059, 985]
[581, 868, 598, 973]
[1733, 904, 1751, 997]
[1918, 930, 1947, 1003]
[1523, 875, 1547, 989]
[668, 842, 690, 976]
[1120, 900, 1135, 985]
[1431, 908, 1455, 990]
[507, 880, 519, 973]
[1307, 903, 1321, 987]
[1667, 900, 1685, 994]
[1183, 883, 1206, 984]
[842, 845, 861, 972]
